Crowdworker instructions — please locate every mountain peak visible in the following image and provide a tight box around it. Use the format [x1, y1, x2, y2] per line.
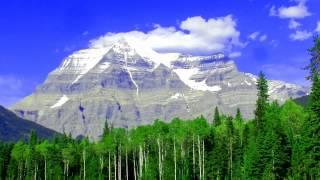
[110, 39, 137, 56]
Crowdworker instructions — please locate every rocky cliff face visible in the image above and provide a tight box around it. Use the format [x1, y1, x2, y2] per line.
[11, 40, 309, 140]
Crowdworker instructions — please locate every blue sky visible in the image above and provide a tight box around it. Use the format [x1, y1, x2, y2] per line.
[0, 0, 319, 106]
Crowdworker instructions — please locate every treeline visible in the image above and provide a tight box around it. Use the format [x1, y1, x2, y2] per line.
[0, 38, 319, 180]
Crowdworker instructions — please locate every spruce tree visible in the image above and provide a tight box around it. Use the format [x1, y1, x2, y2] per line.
[302, 41, 320, 177]
[235, 108, 242, 122]
[254, 71, 269, 131]
[214, 106, 221, 126]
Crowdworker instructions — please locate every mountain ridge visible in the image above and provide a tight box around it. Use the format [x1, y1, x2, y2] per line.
[11, 39, 309, 140]
[0, 105, 58, 142]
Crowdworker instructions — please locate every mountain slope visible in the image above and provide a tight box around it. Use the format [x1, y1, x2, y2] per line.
[12, 40, 309, 140]
[0, 105, 58, 142]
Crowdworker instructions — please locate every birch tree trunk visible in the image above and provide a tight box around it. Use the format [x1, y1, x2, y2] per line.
[83, 150, 86, 180]
[198, 136, 202, 180]
[133, 152, 137, 180]
[229, 137, 233, 180]
[67, 160, 69, 179]
[44, 158, 47, 180]
[114, 152, 116, 180]
[174, 136, 177, 180]
[139, 145, 143, 178]
[100, 155, 104, 177]
[126, 148, 128, 180]
[202, 140, 205, 179]
[157, 138, 162, 180]
[63, 160, 66, 180]
[109, 152, 111, 180]
[118, 144, 121, 180]
[193, 135, 195, 178]
[34, 162, 37, 180]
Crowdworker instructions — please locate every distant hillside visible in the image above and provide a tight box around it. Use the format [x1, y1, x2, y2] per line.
[0, 105, 58, 142]
[294, 95, 310, 107]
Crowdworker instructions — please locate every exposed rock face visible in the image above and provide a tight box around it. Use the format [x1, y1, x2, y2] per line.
[11, 40, 309, 140]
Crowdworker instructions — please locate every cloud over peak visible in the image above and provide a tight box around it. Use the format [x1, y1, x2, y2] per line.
[90, 15, 242, 55]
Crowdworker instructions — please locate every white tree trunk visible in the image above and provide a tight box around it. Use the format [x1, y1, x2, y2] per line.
[202, 140, 205, 179]
[100, 155, 104, 176]
[157, 138, 162, 180]
[198, 136, 202, 180]
[229, 137, 233, 180]
[114, 153, 116, 180]
[139, 145, 143, 178]
[174, 136, 177, 180]
[126, 148, 128, 180]
[63, 160, 66, 179]
[44, 158, 47, 180]
[119, 144, 121, 180]
[133, 152, 137, 180]
[109, 152, 111, 180]
[193, 135, 195, 177]
[66, 160, 69, 179]
[83, 150, 86, 180]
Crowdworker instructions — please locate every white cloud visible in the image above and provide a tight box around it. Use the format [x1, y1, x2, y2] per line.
[289, 30, 312, 41]
[316, 21, 320, 33]
[289, 19, 301, 29]
[90, 15, 242, 55]
[270, 2, 311, 19]
[248, 32, 260, 40]
[248, 32, 267, 42]
[259, 35, 268, 42]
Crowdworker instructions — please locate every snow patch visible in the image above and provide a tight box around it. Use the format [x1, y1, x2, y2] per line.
[244, 79, 252, 86]
[173, 68, 221, 92]
[57, 48, 109, 84]
[124, 51, 139, 96]
[50, 95, 69, 109]
[170, 93, 183, 100]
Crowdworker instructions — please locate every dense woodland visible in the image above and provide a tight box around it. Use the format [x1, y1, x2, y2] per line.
[0, 38, 319, 180]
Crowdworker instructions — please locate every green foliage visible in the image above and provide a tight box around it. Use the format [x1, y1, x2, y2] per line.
[0, 99, 317, 179]
[213, 106, 221, 126]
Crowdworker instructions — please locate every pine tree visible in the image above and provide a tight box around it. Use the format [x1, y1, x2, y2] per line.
[214, 106, 221, 126]
[305, 36, 320, 80]
[255, 71, 269, 131]
[235, 108, 242, 122]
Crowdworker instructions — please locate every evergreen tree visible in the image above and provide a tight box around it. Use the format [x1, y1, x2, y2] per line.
[214, 106, 221, 126]
[255, 71, 269, 131]
[305, 36, 320, 79]
[235, 108, 243, 122]
[302, 66, 320, 177]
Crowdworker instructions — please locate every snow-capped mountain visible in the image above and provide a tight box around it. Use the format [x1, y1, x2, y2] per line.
[12, 40, 309, 140]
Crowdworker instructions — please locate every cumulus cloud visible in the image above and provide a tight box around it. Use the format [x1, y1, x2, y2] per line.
[90, 15, 243, 55]
[289, 19, 301, 29]
[270, 2, 311, 19]
[289, 30, 312, 41]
